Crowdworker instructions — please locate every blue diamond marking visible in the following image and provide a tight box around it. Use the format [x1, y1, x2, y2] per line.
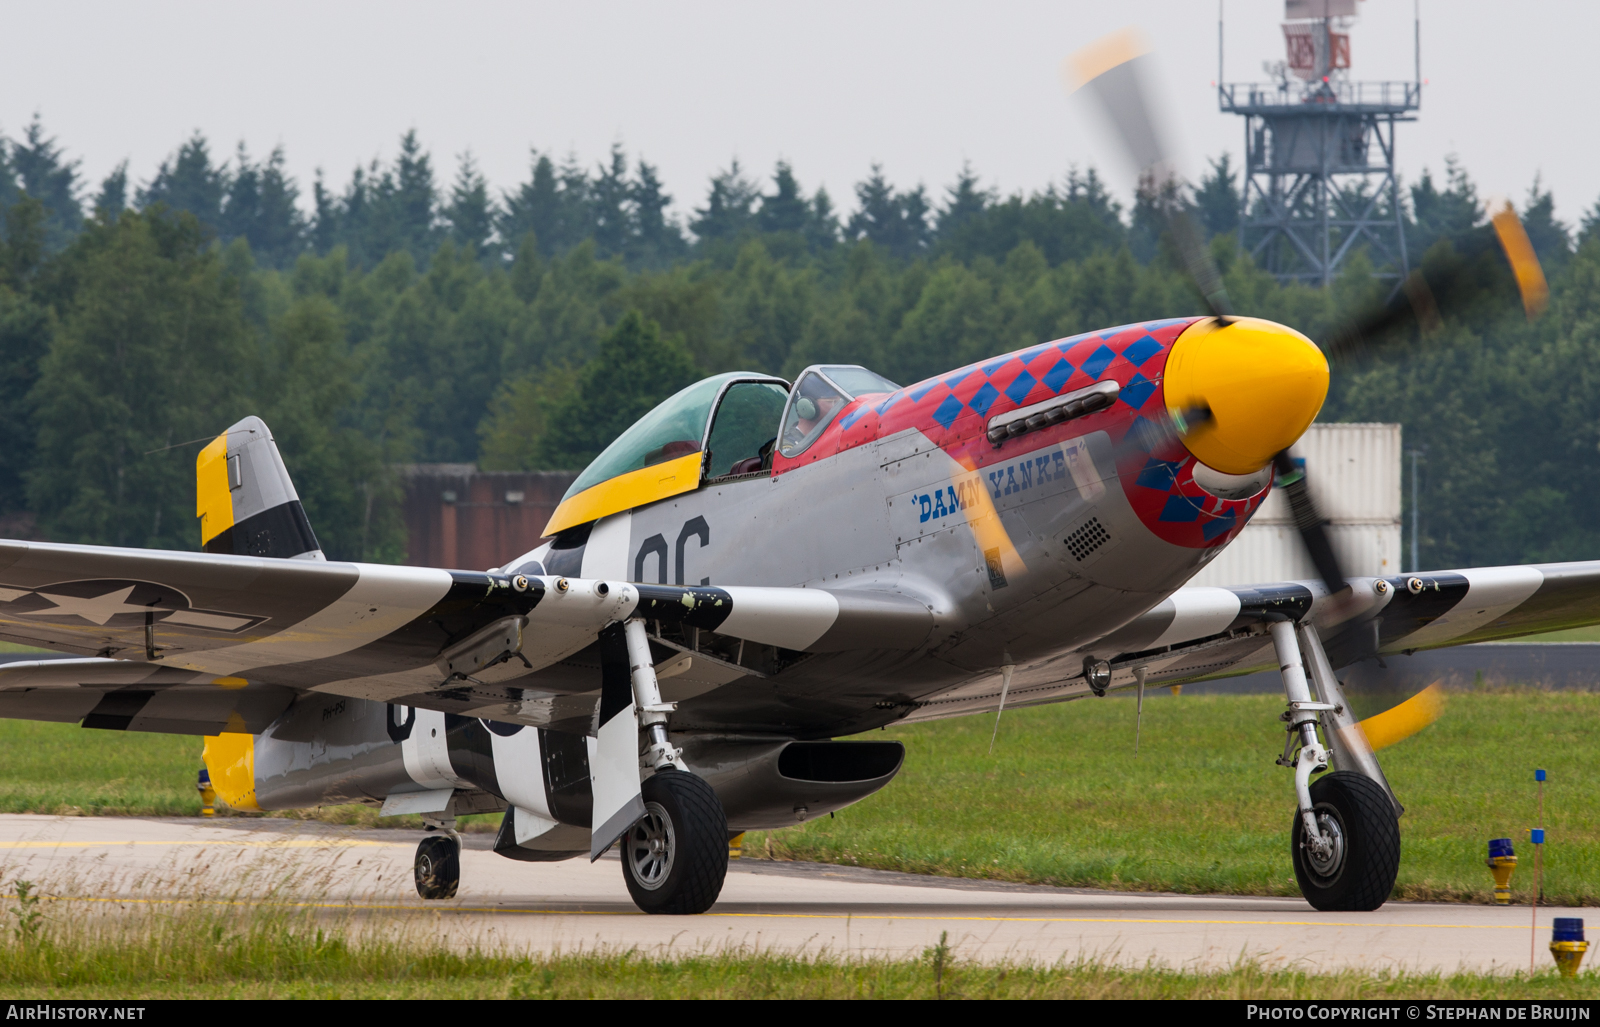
[1158, 495, 1200, 522]
[944, 369, 973, 389]
[967, 382, 1000, 417]
[840, 405, 870, 431]
[981, 357, 1012, 377]
[1136, 458, 1180, 491]
[1042, 359, 1074, 392]
[908, 380, 942, 402]
[1081, 344, 1116, 380]
[1119, 373, 1156, 410]
[931, 395, 964, 429]
[876, 391, 904, 415]
[1121, 335, 1162, 367]
[1004, 371, 1038, 406]
[1202, 509, 1237, 541]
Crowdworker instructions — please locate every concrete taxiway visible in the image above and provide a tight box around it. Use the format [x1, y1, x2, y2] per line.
[0, 814, 1576, 973]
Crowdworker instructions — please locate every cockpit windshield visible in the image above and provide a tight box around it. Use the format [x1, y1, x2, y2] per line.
[562, 375, 730, 502]
[778, 365, 899, 458]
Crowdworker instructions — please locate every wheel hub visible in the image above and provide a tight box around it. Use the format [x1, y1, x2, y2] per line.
[626, 801, 676, 891]
[1305, 807, 1346, 878]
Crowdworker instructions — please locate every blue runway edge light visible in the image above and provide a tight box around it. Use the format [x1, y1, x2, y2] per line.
[1532, 829, 1546, 844]
[1553, 919, 1586, 942]
[1536, 768, 1547, 781]
[1489, 838, 1515, 859]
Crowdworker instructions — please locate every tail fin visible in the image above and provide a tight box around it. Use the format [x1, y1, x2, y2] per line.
[196, 416, 325, 560]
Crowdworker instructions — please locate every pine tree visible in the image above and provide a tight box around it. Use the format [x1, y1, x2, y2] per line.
[1194, 154, 1240, 238]
[139, 132, 228, 228]
[0, 136, 16, 210]
[9, 115, 83, 252]
[590, 145, 632, 258]
[94, 162, 128, 218]
[311, 169, 340, 255]
[758, 161, 809, 235]
[443, 151, 495, 258]
[381, 130, 440, 264]
[1409, 156, 1481, 255]
[220, 143, 262, 245]
[500, 150, 564, 257]
[1580, 198, 1600, 250]
[934, 163, 991, 242]
[631, 158, 682, 265]
[253, 147, 305, 267]
[337, 161, 378, 266]
[691, 160, 758, 242]
[806, 186, 840, 251]
[847, 165, 929, 259]
[1520, 174, 1570, 270]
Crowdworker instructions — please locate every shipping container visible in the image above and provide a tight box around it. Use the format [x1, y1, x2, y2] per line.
[1187, 423, 1402, 587]
[1188, 522, 1402, 587]
[1252, 423, 1401, 525]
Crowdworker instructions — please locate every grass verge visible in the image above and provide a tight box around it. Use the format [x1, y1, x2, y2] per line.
[748, 690, 1600, 905]
[0, 894, 1594, 998]
[2, 691, 1596, 896]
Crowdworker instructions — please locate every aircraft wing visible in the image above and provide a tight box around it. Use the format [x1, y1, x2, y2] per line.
[0, 539, 932, 733]
[1096, 560, 1600, 687]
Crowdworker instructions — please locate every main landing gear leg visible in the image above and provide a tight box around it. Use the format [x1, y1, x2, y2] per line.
[618, 618, 729, 915]
[1269, 619, 1399, 912]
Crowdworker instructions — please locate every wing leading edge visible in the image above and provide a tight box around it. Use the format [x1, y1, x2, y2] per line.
[0, 538, 933, 733]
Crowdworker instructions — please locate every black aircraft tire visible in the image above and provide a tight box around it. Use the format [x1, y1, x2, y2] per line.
[415, 834, 461, 900]
[621, 769, 729, 915]
[1291, 771, 1400, 912]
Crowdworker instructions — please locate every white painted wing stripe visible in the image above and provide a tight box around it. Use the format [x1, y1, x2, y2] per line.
[717, 587, 841, 651]
[1148, 587, 1243, 649]
[170, 563, 455, 676]
[1391, 565, 1546, 650]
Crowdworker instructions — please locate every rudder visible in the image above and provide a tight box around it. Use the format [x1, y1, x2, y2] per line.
[196, 416, 324, 560]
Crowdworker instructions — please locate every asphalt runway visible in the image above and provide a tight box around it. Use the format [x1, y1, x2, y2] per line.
[0, 814, 1581, 973]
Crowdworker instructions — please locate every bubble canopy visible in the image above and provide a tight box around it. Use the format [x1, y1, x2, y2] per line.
[542, 365, 898, 536]
[543, 372, 786, 535]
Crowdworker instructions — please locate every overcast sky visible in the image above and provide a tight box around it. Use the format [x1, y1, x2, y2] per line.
[2, 1, 1592, 228]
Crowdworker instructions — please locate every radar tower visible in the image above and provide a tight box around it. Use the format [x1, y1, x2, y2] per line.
[1219, 0, 1421, 286]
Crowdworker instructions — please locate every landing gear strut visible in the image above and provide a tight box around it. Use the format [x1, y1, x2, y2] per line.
[616, 619, 729, 915]
[1269, 618, 1400, 911]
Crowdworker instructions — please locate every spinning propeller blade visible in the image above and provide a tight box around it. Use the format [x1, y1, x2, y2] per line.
[1065, 29, 1232, 319]
[1067, 27, 1552, 608]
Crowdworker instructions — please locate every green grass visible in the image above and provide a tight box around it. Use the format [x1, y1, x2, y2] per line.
[749, 690, 1600, 905]
[0, 895, 1594, 998]
[2, 692, 1597, 898]
[0, 719, 498, 830]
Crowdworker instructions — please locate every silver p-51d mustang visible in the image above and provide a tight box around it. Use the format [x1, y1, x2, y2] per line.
[0, 305, 1592, 915]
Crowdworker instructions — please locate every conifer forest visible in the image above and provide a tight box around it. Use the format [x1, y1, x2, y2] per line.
[2, 117, 1598, 568]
